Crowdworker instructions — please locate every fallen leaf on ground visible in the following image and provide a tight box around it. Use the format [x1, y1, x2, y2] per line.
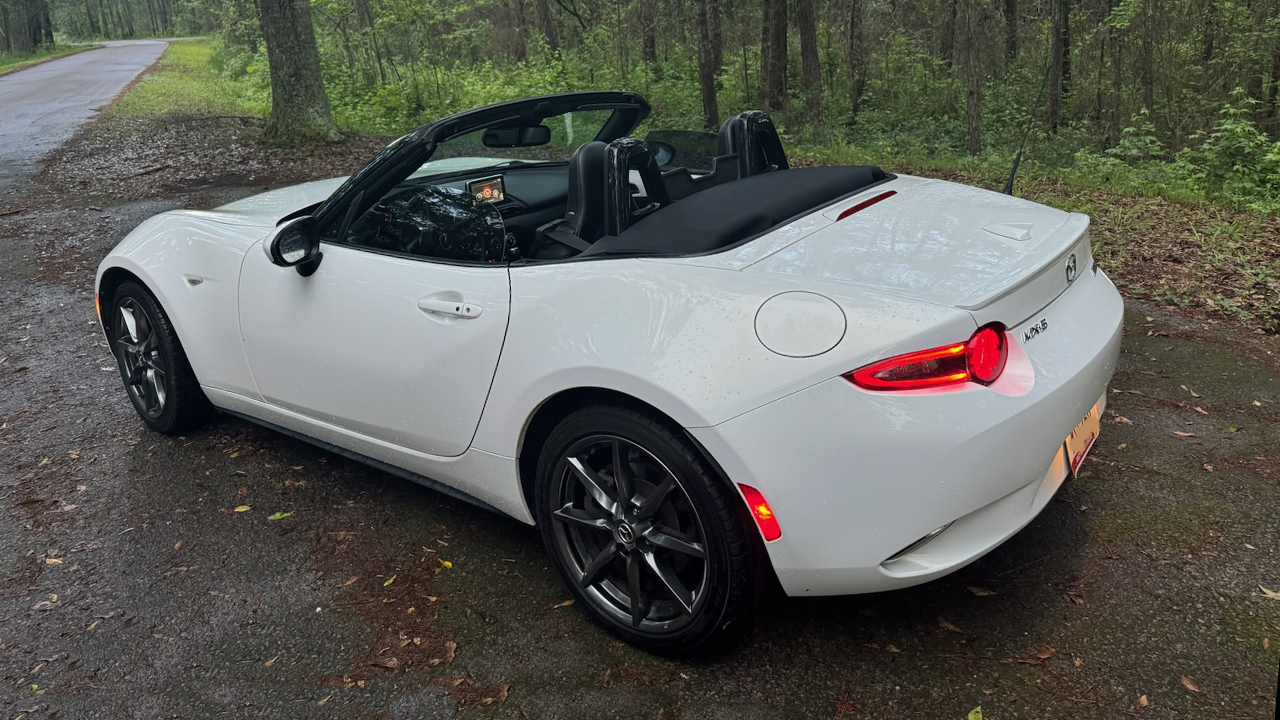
[1259, 586, 1280, 600]
[885, 643, 901, 653]
[967, 586, 996, 596]
[1193, 406, 1208, 415]
[1180, 675, 1200, 692]
[1172, 431, 1196, 438]
[967, 707, 983, 720]
[263, 655, 278, 667]
[233, 505, 250, 513]
[44, 558, 62, 565]
[937, 616, 963, 633]
[552, 599, 574, 609]
[31, 601, 56, 611]
[1203, 463, 1214, 472]
[1180, 385, 1202, 398]
[383, 574, 396, 587]
[338, 576, 358, 588]
[444, 640, 457, 663]
[370, 656, 400, 669]
[1114, 416, 1133, 425]
[1138, 694, 1149, 707]
[316, 695, 331, 706]
[1073, 657, 1083, 667]
[266, 511, 293, 521]
[438, 558, 453, 569]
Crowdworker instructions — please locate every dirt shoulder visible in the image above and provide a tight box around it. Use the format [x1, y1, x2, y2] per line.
[0, 104, 1277, 719]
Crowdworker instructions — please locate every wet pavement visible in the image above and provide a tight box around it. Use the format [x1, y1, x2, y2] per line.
[0, 41, 167, 194]
[0, 56, 1277, 720]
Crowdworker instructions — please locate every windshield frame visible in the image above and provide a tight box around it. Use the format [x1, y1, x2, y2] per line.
[313, 92, 650, 234]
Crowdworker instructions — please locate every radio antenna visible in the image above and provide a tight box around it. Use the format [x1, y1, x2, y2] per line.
[1002, 54, 1054, 196]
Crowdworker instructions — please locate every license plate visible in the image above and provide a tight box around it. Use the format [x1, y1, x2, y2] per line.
[1065, 395, 1105, 476]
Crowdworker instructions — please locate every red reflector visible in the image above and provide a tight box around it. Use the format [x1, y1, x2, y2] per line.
[846, 324, 1008, 391]
[94, 293, 101, 324]
[738, 483, 781, 541]
[835, 190, 897, 221]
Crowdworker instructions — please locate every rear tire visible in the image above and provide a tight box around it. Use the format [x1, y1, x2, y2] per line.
[535, 404, 757, 655]
[107, 282, 211, 434]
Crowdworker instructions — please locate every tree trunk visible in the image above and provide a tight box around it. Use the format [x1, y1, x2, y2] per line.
[1003, 0, 1017, 61]
[534, 0, 560, 51]
[707, 0, 723, 72]
[84, 0, 100, 36]
[1048, 0, 1065, 132]
[693, 0, 720, 128]
[1060, 0, 1071, 94]
[1141, 0, 1154, 111]
[796, 0, 820, 119]
[1201, 0, 1216, 63]
[257, 0, 342, 145]
[960, 0, 982, 154]
[848, 0, 866, 121]
[762, 0, 788, 111]
[940, 0, 957, 67]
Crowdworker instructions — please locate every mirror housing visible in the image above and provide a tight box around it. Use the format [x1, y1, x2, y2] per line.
[265, 216, 322, 276]
[482, 125, 551, 148]
[647, 140, 677, 167]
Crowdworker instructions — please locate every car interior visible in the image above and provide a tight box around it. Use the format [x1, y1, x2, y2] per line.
[341, 109, 889, 265]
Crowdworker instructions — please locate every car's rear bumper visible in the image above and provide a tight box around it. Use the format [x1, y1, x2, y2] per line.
[689, 269, 1123, 596]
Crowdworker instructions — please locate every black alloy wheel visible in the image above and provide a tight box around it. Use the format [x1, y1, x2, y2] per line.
[108, 282, 210, 434]
[536, 405, 757, 654]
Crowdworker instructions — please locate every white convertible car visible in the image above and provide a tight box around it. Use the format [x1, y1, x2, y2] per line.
[95, 92, 1122, 653]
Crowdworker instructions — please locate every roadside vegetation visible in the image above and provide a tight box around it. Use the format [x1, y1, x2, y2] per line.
[0, 42, 97, 76]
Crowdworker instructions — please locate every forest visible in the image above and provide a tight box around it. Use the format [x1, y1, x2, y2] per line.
[3, 0, 1280, 210]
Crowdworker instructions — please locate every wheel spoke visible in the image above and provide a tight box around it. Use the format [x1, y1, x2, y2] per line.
[636, 475, 675, 518]
[578, 544, 618, 588]
[147, 369, 165, 412]
[626, 552, 645, 627]
[611, 439, 634, 509]
[645, 528, 707, 559]
[119, 305, 139, 342]
[642, 550, 696, 615]
[552, 503, 610, 532]
[568, 456, 618, 516]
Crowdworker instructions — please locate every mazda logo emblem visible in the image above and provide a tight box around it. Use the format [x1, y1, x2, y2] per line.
[615, 523, 635, 545]
[1065, 253, 1078, 284]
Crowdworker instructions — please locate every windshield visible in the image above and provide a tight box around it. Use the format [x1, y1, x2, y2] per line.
[414, 109, 615, 178]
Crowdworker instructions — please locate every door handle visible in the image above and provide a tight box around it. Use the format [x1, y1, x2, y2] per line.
[417, 297, 483, 319]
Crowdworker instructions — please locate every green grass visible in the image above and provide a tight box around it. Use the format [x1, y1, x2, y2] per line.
[106, 39, 265, 120]
[0, 43, 99, 76]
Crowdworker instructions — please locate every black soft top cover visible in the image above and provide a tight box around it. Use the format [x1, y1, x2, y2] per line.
[583, 165, 887, 257]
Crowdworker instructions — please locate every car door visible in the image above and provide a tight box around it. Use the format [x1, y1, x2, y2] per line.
[237, 195, 510, 459]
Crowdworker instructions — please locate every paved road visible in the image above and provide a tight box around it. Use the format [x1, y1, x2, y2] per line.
[0, 40, 167, 195]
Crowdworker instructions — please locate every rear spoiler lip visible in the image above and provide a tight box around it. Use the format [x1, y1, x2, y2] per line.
[955, 213, 1089, 311]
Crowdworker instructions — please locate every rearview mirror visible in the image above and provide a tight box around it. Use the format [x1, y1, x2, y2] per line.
[265, 216, 322, 276]
[482, 125, 551, 148]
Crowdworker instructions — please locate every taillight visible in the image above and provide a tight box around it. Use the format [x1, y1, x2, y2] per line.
[846, 325, 1008, 391]
[738, 483, 781, 541]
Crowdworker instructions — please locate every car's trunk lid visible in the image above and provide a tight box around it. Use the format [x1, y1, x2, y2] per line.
[741, 177, 1092, 325]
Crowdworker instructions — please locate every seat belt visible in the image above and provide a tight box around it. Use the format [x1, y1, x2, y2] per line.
[543, 226, 592, 252]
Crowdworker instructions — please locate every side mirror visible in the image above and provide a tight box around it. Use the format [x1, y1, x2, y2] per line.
[647, 140, 677, 167]
[265, 216, 322, 276]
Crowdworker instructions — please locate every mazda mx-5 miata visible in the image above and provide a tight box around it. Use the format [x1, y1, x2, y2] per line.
[95, 92, 1121, 653]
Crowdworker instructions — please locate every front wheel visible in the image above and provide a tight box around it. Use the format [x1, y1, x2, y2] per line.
[535, 405, 758, 655]
[107, 282, 210, 434]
